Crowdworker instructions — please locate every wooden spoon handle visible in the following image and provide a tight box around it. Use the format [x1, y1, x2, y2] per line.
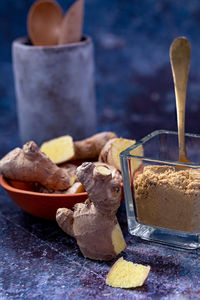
[58, 0, 84, 45]
[170, 37, 191, 162]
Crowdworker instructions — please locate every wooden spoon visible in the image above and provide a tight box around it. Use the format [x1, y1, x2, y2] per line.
[27, 0, 63, 46]
[170, 37, 191, 163]
[58, 0, 84, 45]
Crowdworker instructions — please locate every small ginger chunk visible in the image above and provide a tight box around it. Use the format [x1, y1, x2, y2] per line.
[99, 138, 143, 172]
[106, 257, 150, 288]
[65, 182, 85, 194]
[109, 138, 136, 171]
[40, 135, 75, 164]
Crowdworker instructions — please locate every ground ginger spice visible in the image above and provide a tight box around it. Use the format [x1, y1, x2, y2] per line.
[134, 165, 200, 232]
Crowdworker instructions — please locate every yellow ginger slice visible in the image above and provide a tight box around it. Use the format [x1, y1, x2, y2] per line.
[40, 135, 75, 164]
[106, 257, 150, 288]
[65, 182, 85, 194]
[99, 138, 143, 172]
[112, 224, 127, 255]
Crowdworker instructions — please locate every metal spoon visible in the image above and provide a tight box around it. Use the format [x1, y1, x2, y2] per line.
[170, 37, 191, 163]
[27, 0, 63, 46]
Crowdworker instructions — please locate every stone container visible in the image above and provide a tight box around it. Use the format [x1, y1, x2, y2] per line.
[12, 36, 96, 145]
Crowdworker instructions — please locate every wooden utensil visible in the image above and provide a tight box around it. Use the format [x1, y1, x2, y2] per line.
[27, 0, 63, 46]
[170, 37, 191, 163]
[58, 0, 84, 45]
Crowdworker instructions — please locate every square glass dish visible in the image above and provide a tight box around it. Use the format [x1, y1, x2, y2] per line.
[120, 130, 200, 249]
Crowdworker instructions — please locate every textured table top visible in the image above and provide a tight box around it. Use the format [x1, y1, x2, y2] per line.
[1, 0, 200, 299]
[1, 185, 200, 299]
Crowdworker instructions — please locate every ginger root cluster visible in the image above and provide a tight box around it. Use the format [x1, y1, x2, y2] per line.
[0, 132, 118, 192]
[0, 131, 139, 260]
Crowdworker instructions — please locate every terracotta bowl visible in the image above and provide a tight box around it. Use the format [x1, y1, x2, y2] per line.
[0, 175, 88, 220]
[0, 176, 124, 221]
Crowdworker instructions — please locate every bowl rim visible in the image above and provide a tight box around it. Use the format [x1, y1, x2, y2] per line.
[0, 175, 87, 198]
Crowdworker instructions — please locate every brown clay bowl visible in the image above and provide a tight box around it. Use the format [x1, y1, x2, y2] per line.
[0, 175, 88, 220]
[0, 176, 124, 221]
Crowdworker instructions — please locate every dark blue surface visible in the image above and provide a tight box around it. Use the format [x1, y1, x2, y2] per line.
[1, 0, 200, 299]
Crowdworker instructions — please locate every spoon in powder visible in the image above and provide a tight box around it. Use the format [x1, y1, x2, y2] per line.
[170, 37, 191, 163]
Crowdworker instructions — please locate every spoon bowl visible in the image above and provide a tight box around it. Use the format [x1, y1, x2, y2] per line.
[58, 0, 84, 45]
[27, 0, 63, 46]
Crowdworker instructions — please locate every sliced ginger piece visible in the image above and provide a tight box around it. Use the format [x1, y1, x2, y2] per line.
[106, 257, 150, 288]
[96, 165, 112, 176]
[40, 135, 75, 164]
[99, 138, 143, 173]
[112, 224, 127, 255]
[65, 182, 85, 194]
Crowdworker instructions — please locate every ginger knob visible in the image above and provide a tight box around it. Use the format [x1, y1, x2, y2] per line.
[56, 162, 126, 260]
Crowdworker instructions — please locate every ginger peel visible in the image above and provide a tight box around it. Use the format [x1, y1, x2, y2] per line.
[74, 131, 117, 160]
[56, 162, 126, 260]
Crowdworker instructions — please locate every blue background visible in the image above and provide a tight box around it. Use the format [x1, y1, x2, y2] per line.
[1, 0, 200, 156]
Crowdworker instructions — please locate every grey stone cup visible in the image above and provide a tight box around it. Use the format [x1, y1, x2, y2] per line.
[12, 36, 96, 145]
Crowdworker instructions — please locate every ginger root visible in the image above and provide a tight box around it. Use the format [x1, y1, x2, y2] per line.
[99, 138, 143, 172]
[74, 131, 117, 160]
[106, 257, 150, 288]
[59, 163, 78, 180]
[52, 162, 120, 195]
[40, 131, 117, 164]
[0, 141, 75, 190]
[40, 135, 74, 164]
[56, 162, 126, 260]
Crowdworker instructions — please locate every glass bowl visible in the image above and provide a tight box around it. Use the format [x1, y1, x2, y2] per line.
[120, 130, 200, 249]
